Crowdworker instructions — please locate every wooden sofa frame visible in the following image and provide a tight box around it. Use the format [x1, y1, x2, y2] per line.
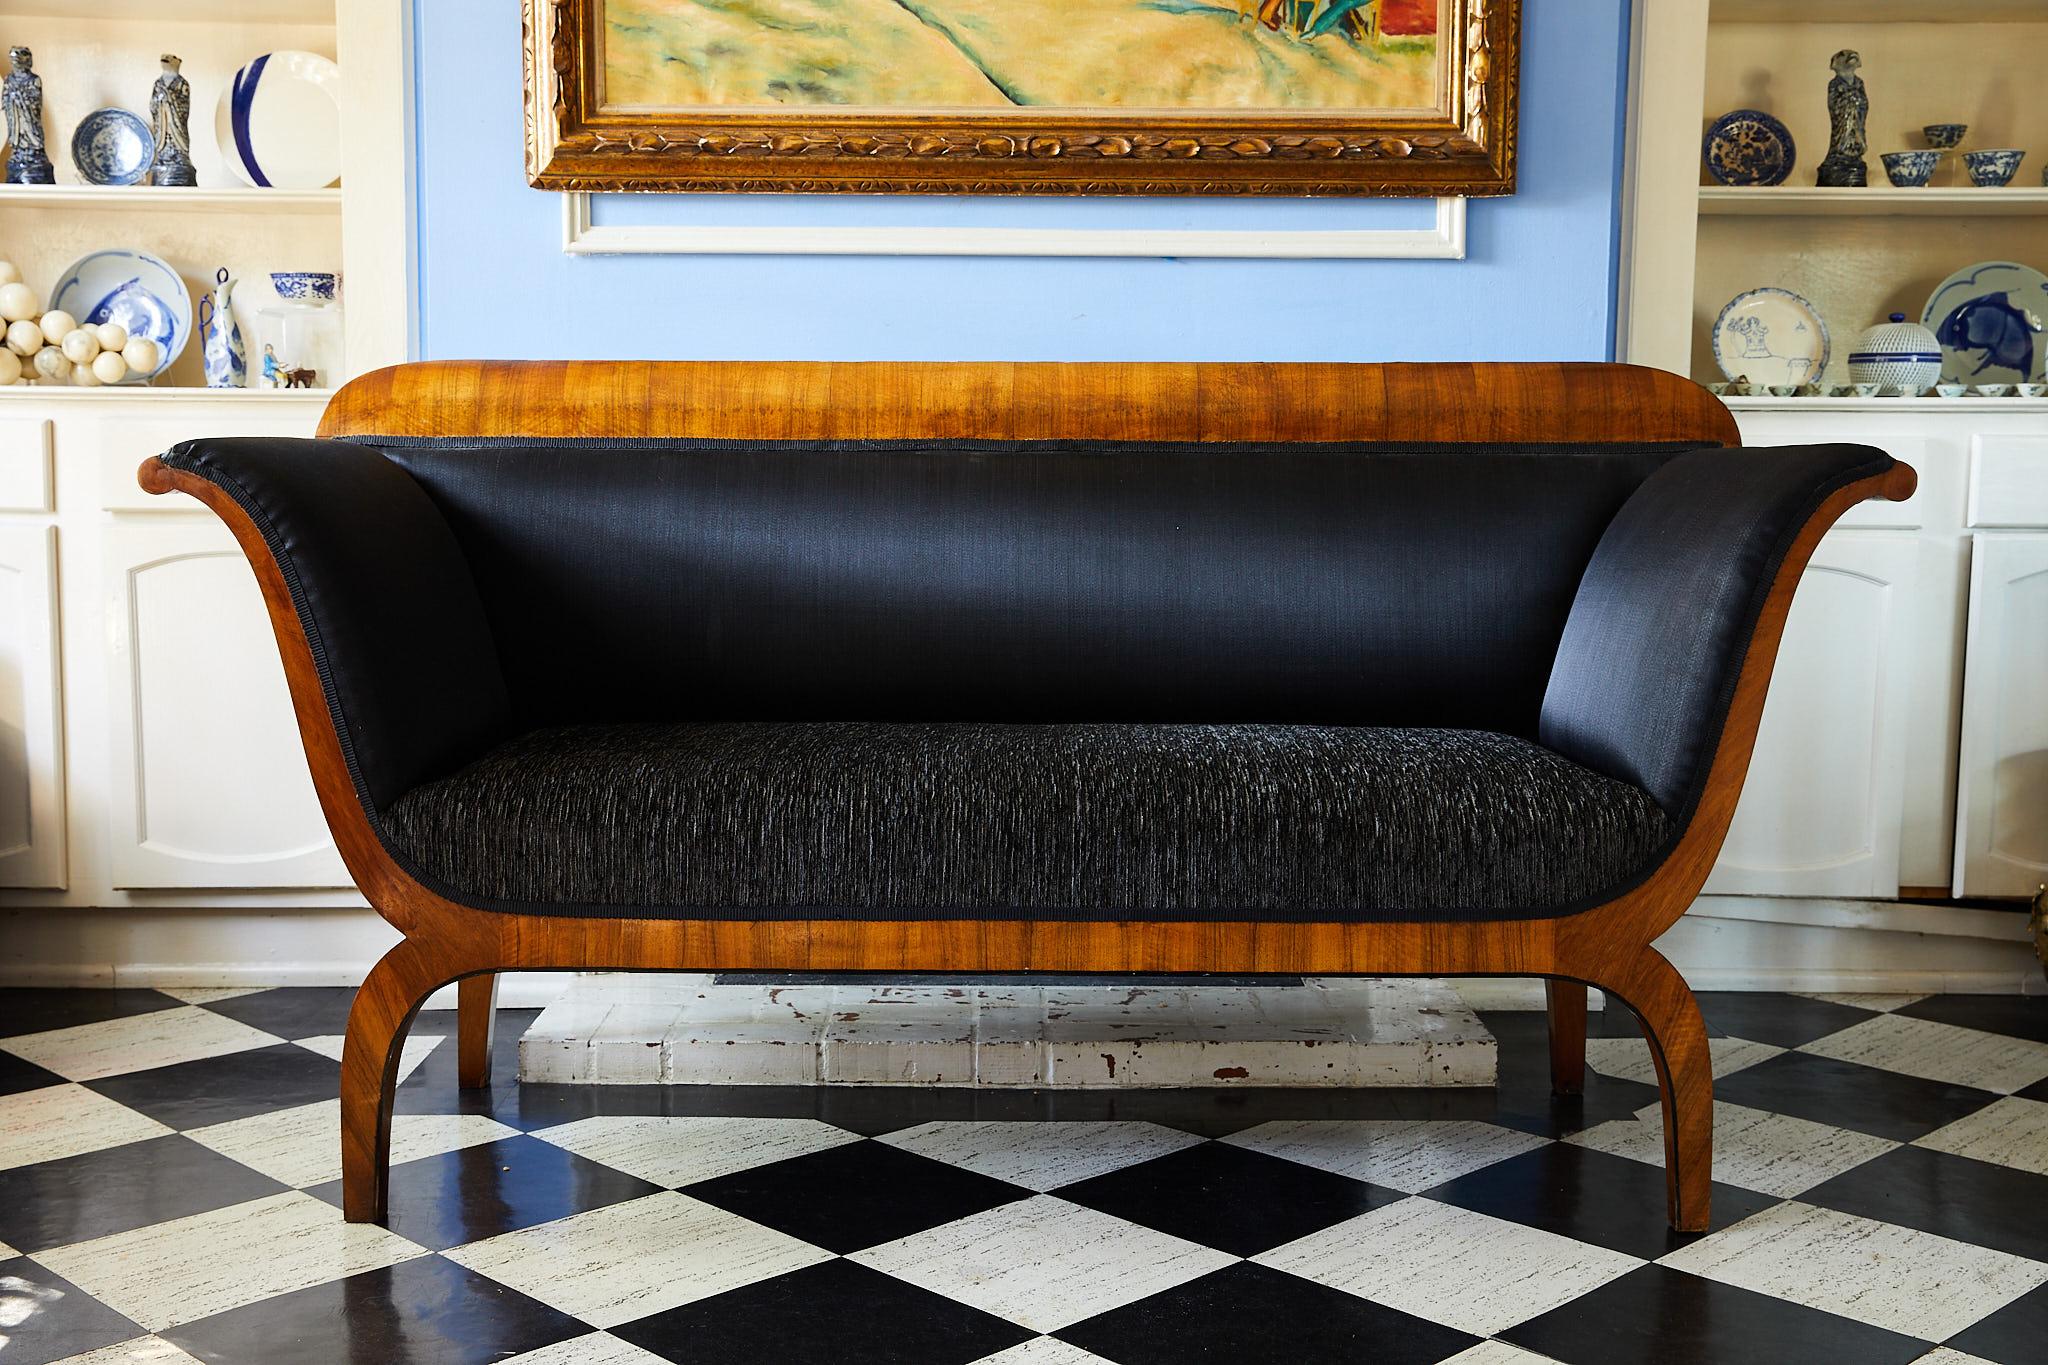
[139, 361, 1916, 1234]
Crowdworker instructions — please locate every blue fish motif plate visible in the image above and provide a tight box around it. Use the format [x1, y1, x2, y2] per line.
[50, 249, 193, 382]
[71, 108, 154, 187]
[1923, 261, 2048, 385]
[1703, 109, 1796, 187]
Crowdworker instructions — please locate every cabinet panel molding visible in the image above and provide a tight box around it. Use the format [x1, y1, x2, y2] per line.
[0, 418, 53, 513]
[1954, 533, 2048, 896]
[1968, 436, 2048, 529]
[0, 524, 65, 888]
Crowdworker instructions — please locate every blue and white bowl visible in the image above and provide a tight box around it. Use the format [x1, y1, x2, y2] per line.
[270, 271, 337, 302]
[1848, 313, 1943, 390]
[49, 249, 192, 382]
[1963, 149, 2026, 187]
[1882, 150, 1941, 188]
[71, 108, 154, 187]
[1922, 123, 1968, 150]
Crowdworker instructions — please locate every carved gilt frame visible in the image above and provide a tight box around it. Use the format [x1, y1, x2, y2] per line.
[523, 0, 1521, 196]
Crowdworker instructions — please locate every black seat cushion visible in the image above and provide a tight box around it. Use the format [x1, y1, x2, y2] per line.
[378, 722, 1672, 922]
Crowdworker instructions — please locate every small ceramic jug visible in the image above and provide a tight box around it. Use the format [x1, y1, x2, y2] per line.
[198, 266, 245, 388]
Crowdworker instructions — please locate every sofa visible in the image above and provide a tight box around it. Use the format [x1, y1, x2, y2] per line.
[140, 360, 1914, 1234]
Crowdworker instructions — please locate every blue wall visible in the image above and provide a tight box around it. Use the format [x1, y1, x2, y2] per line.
[413, 2, 1631, 362]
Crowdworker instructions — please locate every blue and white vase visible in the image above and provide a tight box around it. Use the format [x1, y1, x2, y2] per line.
[1847, 314, 1942, 389]
[198, 267, 245, 388]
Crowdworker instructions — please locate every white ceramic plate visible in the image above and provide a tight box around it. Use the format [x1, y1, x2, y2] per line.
[215, 50, 342, 190]
[1711, 287, 1830, 387]
[49, 249, 193, 382]
[1922, 261, 2048, 385]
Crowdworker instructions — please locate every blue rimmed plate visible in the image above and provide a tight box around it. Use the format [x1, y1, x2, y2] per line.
[50, 249, 192, 382]
[216, 50, 342, 190]
[1712, 287, 1830, 387]
[71, 108, 154, 187]
[1703, 109, 1796, 187]
[1923, 261, 2048, 385]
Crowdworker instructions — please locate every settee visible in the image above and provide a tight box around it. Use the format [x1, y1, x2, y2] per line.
[140, 360, 1914, 1233]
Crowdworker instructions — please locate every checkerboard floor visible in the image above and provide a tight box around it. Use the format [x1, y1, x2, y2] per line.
[2, 986, 2045, 1364]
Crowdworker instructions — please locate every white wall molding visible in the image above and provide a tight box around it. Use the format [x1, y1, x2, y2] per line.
[560, 192, 1467, 260]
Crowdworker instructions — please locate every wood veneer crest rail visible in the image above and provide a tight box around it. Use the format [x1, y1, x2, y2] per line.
[145, 360, 1904, 1237]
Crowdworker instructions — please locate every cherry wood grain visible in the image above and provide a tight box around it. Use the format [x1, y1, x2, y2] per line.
[457, 974, 498, 1089]
[144, 361, 1909, 1233]
[1545, 980, 1587, 1096]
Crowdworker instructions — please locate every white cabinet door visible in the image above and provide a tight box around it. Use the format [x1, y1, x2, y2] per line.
[105, 518, 350, 889]
[1953, 534, 2048, 897]
[0, 525, 65, 888]
[1705, 532, 1917, 898]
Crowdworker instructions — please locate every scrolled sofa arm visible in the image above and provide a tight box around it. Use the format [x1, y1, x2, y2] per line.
[1540, 443, 1913, 821]
[143, 438, 512, 812]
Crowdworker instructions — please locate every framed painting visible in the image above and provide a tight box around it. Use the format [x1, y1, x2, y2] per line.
[523, 0, 1519, 195]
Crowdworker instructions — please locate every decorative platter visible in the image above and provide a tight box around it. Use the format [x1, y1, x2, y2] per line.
[1922, 261, 2048, 385]
[1703, 109, 1796, 187]
[50, 249, 192, 382]
[71, 108, 154, 187]
[1711, 287, 1830, 386]
[215, 50, 342, 190]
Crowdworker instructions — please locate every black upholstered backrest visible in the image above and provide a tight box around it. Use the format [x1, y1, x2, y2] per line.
[377, 439, 1684, 737]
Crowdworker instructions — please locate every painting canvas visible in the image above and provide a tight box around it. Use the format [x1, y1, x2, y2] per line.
[525, 0, 1518, 194]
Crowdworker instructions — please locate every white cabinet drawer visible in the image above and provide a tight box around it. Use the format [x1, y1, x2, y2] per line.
[0, 418, 52, 513]
[1968, 435, 2048, 529]
[90, 402, 324, 511]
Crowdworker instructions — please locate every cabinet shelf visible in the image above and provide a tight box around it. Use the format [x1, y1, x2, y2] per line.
[0, 185, 340, 214]
[0, 0, 333, 20]
[1711, 0, 2048, 21]
[0, 385, 332, 402]
[1700, 187, 2048, 217]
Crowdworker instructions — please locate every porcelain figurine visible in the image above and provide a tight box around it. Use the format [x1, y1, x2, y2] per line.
[198, 267, 246, 388]
[1817, 50, 1868, 188]
[3, 47, 54, 185]
[148, 54, 196, 187]
[1848, 313, 1943, 390]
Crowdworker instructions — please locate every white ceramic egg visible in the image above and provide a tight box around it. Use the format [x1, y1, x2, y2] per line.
[121, 335, 161, 377]
[0, 283, 39, 323]
[91, 350, 128, 384]
[0, 261, 20, 288]
[32, 346, 67, 383]
[71, 360, 102, 387]
[39, 310, 78, 347]
[61, 329, 100, 365]
[0, 349, 21, 385]
[5, 319, 41, 356]
[93, 321, 128, 353]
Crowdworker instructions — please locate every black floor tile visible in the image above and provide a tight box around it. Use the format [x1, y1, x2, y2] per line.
[1693, 992, 1879, 1049]
[2018, 1074, 2048, 1103]
[163, 1253, 586, 1365]
[306, 1135, 662, 1252]
[1797, 1143, 2048, 1263]
[1055, 1139, 1401, 1256]
[0, 1255, 146, 1365]
[1713, 1050, 1999, 1142]
[0, 1134, 286, 1253]
[1896, 994, 2048, 1046]
[1479, 1011, 1668, 1139]
[1058, 1261, 1480, 1365]
[0, 987, 183, 1040]
[684, 1138, 1027, 1254]
[611, 1257, 1033, 1365]
[197, 987, 365, 1039]
[1420, 1143, 1779, 1259]
[1500, 1263, 1929, 1365]
[86, 1043, 341, 1129]
[0, 1048, 65, 1097]
[1944, 1279, 2048, 1365]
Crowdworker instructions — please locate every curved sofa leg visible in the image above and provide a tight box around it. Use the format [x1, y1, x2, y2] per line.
[342, 940, 451, 1224]
[1600, 947, 1713, 1233]
[458, 974, 499, 1089]
[1545, 979, 1587, 1096]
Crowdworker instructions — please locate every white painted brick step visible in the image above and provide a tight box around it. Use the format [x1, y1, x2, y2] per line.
[517, 975, 1497, 1088]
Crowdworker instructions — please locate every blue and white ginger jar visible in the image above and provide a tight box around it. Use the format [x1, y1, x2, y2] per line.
[1848, 314, 1942, 389]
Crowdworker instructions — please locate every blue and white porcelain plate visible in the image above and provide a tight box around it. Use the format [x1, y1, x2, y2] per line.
[71, 108, 154, 187]
[215, 50, 342, 190]
[50, 249, 192, 382]
[1703, 109, 1796, 187]
[1712, 287, 1830, 387]
[1922, 261, 2048, 384]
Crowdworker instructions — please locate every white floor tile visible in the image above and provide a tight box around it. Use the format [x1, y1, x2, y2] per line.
[1566, 1100, 1896, 1198]
[1910, 1350, 2004, 1365]
[46, 1337, 207, 1365]
[291, 1034, 443, 1083]
[0, 1084, 173, 1171]
[499, 1333, 677, 1365]
[156, 987, 267, 1005]
[1582, 1036, 1782, 1086]
[0, 1007, 282, 1083]
[1222, 1120, 1550, 1193]
[1800, 1014, 2048, 1094]
[1796, 992, 1929, 1013]
[529, 1115, 860, 1188]
[972, 1339, 1117, 1364]
[186, 1101, 517, 1188]
[1914, 1096, 2048, 1177]
[1658, 1200, 2048, 1341]
[444, 1191, 830, 1328]
[850, 1194, 1234, 1334]
[877, 1121, 1205, 1191]
[33, 1191, 427, 1331]
[1254, 1197, 1641, 1337]
[1438, 1342, 1567, 1365]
